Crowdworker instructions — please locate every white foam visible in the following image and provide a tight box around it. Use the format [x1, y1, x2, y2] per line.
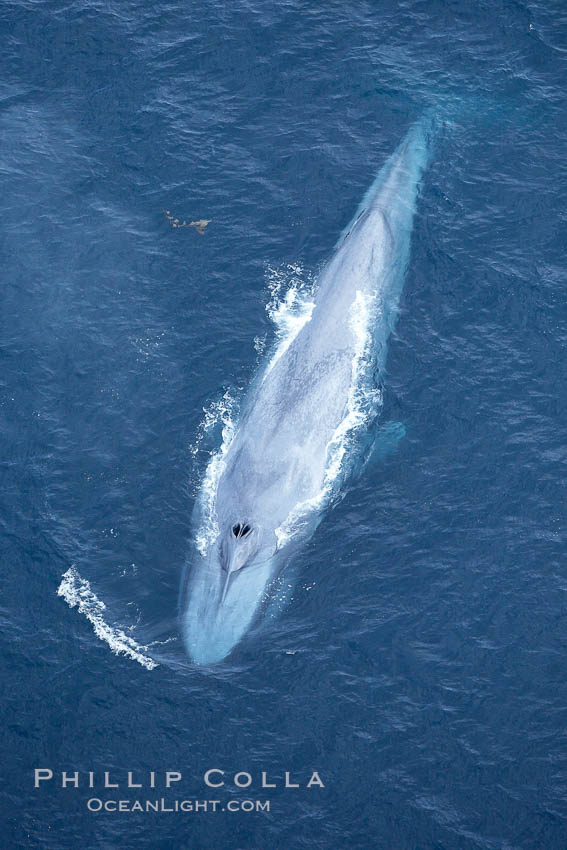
[192, 390, 238, 555]
[262, 262, 316, 377]
[57, 566, 158, 671]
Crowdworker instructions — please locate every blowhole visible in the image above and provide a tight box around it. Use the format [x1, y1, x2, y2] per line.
[232, 523, 252, 539]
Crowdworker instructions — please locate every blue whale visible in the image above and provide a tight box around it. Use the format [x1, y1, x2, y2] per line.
[181, 116, 435, 664]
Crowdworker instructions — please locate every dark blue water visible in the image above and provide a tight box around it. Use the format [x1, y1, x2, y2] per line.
[2, 1, 567, 847]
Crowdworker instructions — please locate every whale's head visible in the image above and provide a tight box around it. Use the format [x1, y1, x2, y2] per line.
[181, 514, 284, 665]
[181, 442, 302, 663]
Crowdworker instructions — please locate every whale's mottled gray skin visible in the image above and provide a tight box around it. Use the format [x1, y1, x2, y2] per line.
[182, 117, 434, 664]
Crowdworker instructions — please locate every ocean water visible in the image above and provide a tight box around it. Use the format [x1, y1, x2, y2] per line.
[2, 1, 567, 848]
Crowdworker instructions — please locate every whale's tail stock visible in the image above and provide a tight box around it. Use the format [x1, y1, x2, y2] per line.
[337, 109, 439, 256]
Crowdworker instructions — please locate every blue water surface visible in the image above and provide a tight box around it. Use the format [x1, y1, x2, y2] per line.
[2, 1, 567, 848]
